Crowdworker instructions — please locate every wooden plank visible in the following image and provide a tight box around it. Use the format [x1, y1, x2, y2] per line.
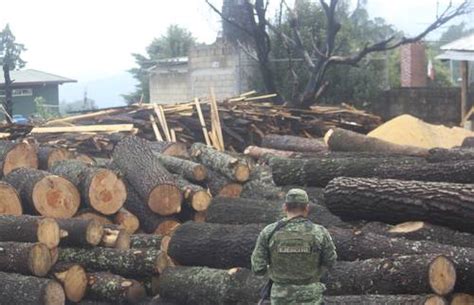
[149, 114, 163, 141]
[153, 103, 171, 142]
[45, 108, 125, 125]
[159, 105, 172, 141]
[244, 94, 277, 102]
[461, 60, 469, 126]
[30, 124, 135, 134]
[194, 98, 212, 146]
[210, 88, 224, 151]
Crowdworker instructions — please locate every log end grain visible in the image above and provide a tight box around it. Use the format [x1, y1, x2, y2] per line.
[75, 211, 113, 226]
[114, 209, 140, 234]
[156, 252, 175, 274]
[44, 148, 74, 169]
[102, 228, 131, 250]
[89, 169, 127, 215]
[61, 265, 87, 302]
[38, 218, 61, 249]
[126, 279, 147, 303]
[193, 165, 208, 182]
[389, 221, 425, 234]
[44, 280, 66, 305]
[218, 183, 243, 198]
[161, 235, 171, 252]
[32, 175, 80, 218]
[429, 256, 456, 296]
[190, 191, 212, 212]
[162, 142, 189, 158]
[234, 164, 250, 182]
[2, 142, 38, 176]
[425, 296, 448, 305]
[450, 293, 474, 305]
[148, 185, 182, 216]
[0, 182, 22, 215]
[86, 220, 105, 246]
[28, 243, 53, 277]
[154, 220, 181, 236]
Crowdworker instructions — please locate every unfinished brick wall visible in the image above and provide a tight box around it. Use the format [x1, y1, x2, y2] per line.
[400, 42, 427, 88]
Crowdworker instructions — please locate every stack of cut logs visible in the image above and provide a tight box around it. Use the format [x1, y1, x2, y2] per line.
[3, 127, 474, 305]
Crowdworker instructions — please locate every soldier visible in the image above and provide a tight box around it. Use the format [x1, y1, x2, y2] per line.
[251, 188, 337, 305]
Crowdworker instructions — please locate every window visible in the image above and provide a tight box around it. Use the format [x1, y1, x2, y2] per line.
[0, 88, 33, 97]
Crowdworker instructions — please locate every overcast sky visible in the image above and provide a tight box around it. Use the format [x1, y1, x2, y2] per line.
[0, 0, 472, 105]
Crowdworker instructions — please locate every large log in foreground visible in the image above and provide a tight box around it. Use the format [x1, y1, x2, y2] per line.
[0, 181, 22, 215]
[50, 160, 126, 215]
[261, 134, 328, 153]
[0, 271, 65, 305]
[0, 215, 60, 249]
[86, 272, 146, 304]
[325, 128, 429, 156]
[50, 263, 88, 302]
[4, 168, 80, 218]
[0, 242, 52, 276]
[325, 177, 474, 233]
[0, 141, 38, 176]
[113, 136, 182, 216]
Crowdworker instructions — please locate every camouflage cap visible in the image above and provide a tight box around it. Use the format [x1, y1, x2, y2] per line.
[285, 188, 309, 205]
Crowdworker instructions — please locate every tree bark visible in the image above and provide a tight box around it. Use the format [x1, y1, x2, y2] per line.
[324, 295, 447, 305]
[2, 64, 14, 121]
[130, 234, 163, 249]
[0, 181, 22, 215]
[451, 294, 474, 305]
[0, 215, 60, 249]
[0, 271, 65, 305]
[0, 141, 38, 176]
[149, 141, 190, 159]
[241, 164, 284, 201]
[114, 208, 140, 234]
[244, 146, 298, 159]
[113, 136, 182, 216]
[50, 263, 87, 303]
[156, 154, 207, 182]
[360, 221, 474, 249]
[86, 272, 146, 304]
[427, 148, 474, 163]
[58, 247, 167, 277]
[325, 128, 429, 157]
[0, 241, 52, 276]
[4, 168, 80, 218]
[37, 147, 73, 170]
[168, 222, 265, 269]
[261, 134, 328, 153]
[56, 218, 104, 247]
[172, 175, 211, 212]
[206, 169, 243, 198]
[205, 197, 346, 228]
[191, 143, 250, 182]
[325, 177, 474, 233]
[462, 137, 474, 148]
[50, 160, 126, 215]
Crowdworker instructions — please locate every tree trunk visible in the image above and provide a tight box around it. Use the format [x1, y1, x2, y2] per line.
[360, 221, 474, 249]
[37, 147, 73, 170]
[0, 141, 38, 176]
[261, 134, 327, 153]
[113, 136, 182, 216]
[149, 141, 190, 159]
[50, 263, 88, 303]
[50, 160, 126, 215]
[114, 208, 140, 234]
[191, 143, 250, 182]
[58, 247, 168, 277]
[0, 215, 60, 249]
[2, 64, 14, 122]
[206, 169, 243, 198]
[130, 234, 163, 249]
[241, 165, 284, 201]
[324, 295, 447, 305]
[86, 272, 146, 304]
[173, 175, 212, 212]
[156, 154, 207, 182]
[325, 177, 474, 233]
[0, 181, 22, 215]
[266, 155, 467, 187]
[205, 197, 346, 228]
[325, 128, 429, 157]
[4, 168, 80, 218]
[0, 241, 52, 276]
[56, 218, 104, 247]
[244, 146, 298, 159]
[427, 148, 474, 163]
[168, 222, 265, 269]
[0, 271, 65, 305]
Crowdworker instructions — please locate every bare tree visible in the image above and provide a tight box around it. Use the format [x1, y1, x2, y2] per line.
[207, 0, 471, 108]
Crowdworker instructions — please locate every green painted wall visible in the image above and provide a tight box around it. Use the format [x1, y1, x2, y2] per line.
[10, 84, 59, 116]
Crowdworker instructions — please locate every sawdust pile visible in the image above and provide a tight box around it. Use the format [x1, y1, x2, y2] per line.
[368, 114, 474, 149]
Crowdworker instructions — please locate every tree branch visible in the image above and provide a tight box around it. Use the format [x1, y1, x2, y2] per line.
[205, 0, 254, 37]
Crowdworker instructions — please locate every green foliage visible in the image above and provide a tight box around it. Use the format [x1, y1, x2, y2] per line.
[0, 24, 26, 70]
[34, 97, 57, 120]
[124, 25, 196, 105]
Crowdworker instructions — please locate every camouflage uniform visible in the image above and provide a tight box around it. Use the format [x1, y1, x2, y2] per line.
[251, 189, 337, 305]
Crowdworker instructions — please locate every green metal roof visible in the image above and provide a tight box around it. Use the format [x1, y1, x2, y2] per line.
[0, 69, 76, 85]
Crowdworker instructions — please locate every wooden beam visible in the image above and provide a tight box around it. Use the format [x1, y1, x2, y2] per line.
[31, 124, 135, 134]
[461, 60, 469, 127]
[149, 114, 163, 141]
[194, 98, 211, 146]
[45, 108, 125, 125]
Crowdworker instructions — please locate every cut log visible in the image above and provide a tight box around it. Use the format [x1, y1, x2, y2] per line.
[0, 141, 38, 176]
[168, 222, 264, 269]
[114, 208, 140, 234]
[0, 271, 65, 305]
[86, 272, 146, 304]
[149, 141, 190, 159]
[50, 263, 87, 303]
[205, 197, 346, 228]
[4, 168, 80, 218]
[113, 136, 182, 216]
[173, 175, 211, 212]
[241, 165, 284, 201]
[58, 247, 166, 277]
[324, 295, 447, 305]
[0, 181, 22, 215]
[427, 148, 474, 163]
[0, 242, 52, 276]
[56, 218, 104, 247]
[0, 215, 60, 249]
[206, 169, 243, 198]
[37, 147, 73, 170]
[191, 143, 250, 182]
[325, 177, 474, 233]
[50, 160, 126, 215]
[130, 234, 163, 249]
[451, 294, 474, 305]
[244, 145, 299, 159]
[50, 247, 59, 265]
[261, 134, 328, 153]
[101, 226, 131, 250]
[156, 154, 207, 182]
[75, 153, 95, 165]
[325, 128, 429, 156]
[75, 210, 113, 225]
[360, 221, 474, 249]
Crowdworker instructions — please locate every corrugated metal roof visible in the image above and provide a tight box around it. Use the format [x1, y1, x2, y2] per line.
[437, 50, 474, 61]
[0, 69, 76, 85]
[441, 33, 474, 52]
